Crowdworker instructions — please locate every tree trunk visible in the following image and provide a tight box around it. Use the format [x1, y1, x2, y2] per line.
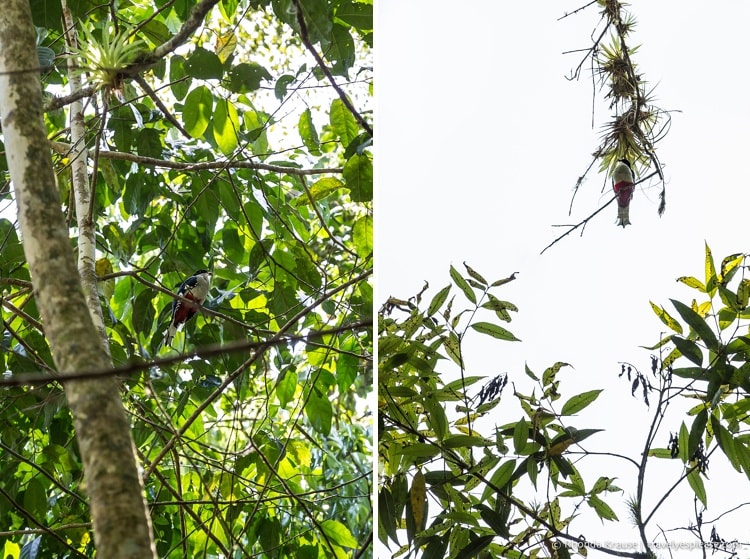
[0, 2, 157, 557]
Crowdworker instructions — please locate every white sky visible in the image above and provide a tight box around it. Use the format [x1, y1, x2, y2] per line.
[376, 2, 750, 557]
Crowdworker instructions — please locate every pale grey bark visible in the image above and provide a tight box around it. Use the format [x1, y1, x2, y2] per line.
[0, 1, 156, 557]
[61, 3, 111, 352]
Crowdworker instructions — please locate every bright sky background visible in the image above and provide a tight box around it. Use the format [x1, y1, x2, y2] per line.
[377, 2, 750, 556]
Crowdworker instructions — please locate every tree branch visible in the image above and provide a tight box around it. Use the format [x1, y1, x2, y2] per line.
[48, 141, 342, 175]
[0, 319, 372, 388]
[290, 0, 372, 138]
[541, 170, 661, 254]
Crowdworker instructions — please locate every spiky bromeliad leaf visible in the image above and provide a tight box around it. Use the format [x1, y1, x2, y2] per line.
[70, 24, 144, 90]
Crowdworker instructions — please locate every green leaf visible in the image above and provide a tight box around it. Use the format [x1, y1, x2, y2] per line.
[304, 177, 345, 202]
[428, 285, 451, 316]
[648, 448, 675, 459]
[378, 488, 399, 545]
[587, 494, 618, 521]
[329, 97, 359, 146]
[671, 366, 703, 380]
[455, 534, 494, 559]
[320, 519, 358, 548]
[443, 435, 490, 448]
[687, 468, 707, 507]
[463, 262, 487, 285]
[542, 362, 570, 387]
[352, 215, 372, 257]
[670, 335, 703, 367]
[481, 459, 516, 500]
[184, 46, 223, 79]
[738, 279, 750, 309]
[490, 272, 517, 287]
[275, 370, 297, 408]
[226, 62, 271, 93]
[298, 108, 320, 154]
[670, 299, 719, 351]
[128, 127, 157, 160]
[678, 421, 689, 463]
[326, 24, 355, 76]
[0, 219, 25, 269]
[274, 74, 295, 100]
[560, 389, 603, 416]
[476, 504, 509, 538]
[169, 55, 189, 100]
[688, 408, 707, 458]
[649, 301, 683, 334]
[219, 0, 239, 20]
[298, 0, 333, 44]
[22, 478, 47, 518]
[711, 415, 740, 472]
[336, 0, 373, 31]
[443, 333, 462, 367]
[481, 296, 518, 322]
[212, 98, 240, 155]
[343, 153, 373, 202]
[449, 265, 476, 304]
[423, 396, 448, 442]
[132, 288, 156, 337]
[735, 439, 750, 482]
[470, 321, 520, 342]
[513, 419, 528, 454]
[183, 86, 213, 138]
[305, 388, 332, 435]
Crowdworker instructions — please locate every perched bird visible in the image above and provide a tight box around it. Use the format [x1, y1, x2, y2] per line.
[164, 269, 212, 346]
[612, 158, 635, 227]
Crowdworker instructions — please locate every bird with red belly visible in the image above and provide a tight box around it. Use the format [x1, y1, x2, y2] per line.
[612, 158, 635, 227]
[164, 269, 212, 346]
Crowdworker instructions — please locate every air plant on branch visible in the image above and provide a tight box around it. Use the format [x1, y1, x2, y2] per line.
[67, 24, 144, 98]
[542, 1, 669, 252]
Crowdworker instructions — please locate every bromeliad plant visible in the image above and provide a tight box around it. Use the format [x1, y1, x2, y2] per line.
[67, 23, 144, 94]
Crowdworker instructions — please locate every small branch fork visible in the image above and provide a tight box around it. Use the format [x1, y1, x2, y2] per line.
[290, 0, 372, 138]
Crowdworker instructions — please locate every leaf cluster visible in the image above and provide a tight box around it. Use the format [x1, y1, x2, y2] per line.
[378, 265, 613, 559]
[645, 244, 750, 507]
[1, 0, 373, 557]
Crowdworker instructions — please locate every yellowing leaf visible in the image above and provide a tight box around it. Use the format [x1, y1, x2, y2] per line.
[649, 301, 683, 334]
[215, 31, 237, 63]
[299, 177, 345, 205]
[95, 258, 115, 300]
[410, 470, 426, 534]
[213, 99, 240, 155]
[320, 519, 358, 548]
[95, 258, 113, 277]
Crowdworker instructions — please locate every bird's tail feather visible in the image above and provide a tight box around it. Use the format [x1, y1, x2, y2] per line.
[164, 324, 178, 347]
[617, 206, 631, 227]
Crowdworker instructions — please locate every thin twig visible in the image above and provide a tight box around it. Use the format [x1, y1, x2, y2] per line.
[48, 141, 341, 175]
[133, 74, 191, 139]
[0, 319, 371, 387]
[541, 170, 660, 254]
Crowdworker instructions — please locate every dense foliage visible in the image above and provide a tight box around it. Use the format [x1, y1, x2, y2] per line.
[0, 0, 372, 557]
[378, 248, 750, 558]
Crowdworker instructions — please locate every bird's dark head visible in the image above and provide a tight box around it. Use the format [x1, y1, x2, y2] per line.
[193, 269, 211, 275]
[618, 157, 632, 169]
